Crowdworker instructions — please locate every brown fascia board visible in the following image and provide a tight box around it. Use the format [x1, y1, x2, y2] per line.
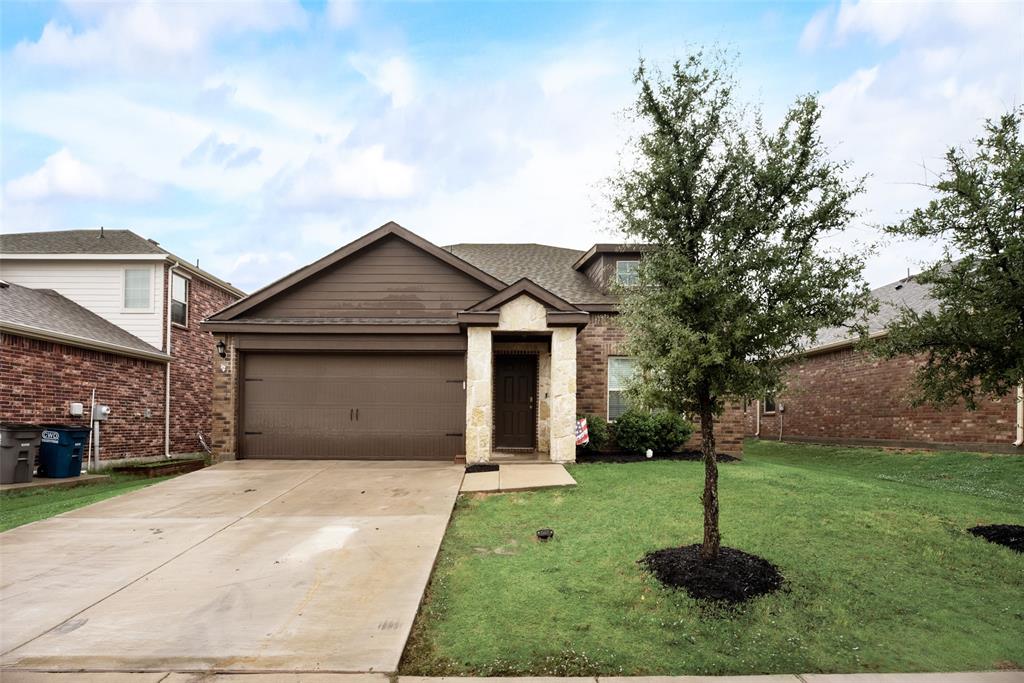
[572, 243, 652, 271]
[467, 278, 580, 313]
[201, 320, 463, 335]
[456, 311, 500, 326]
[578, 302, 618, 313]
[207, 221, 507, 321]
[546, 311, 590, 328]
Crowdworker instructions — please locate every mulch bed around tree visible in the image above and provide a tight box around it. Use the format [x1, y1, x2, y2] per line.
[576, 450, 739, 464]
[968, 524, 1024, 553]
[639, 544, 785, 603]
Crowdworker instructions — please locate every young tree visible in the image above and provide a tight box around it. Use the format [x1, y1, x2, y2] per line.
[876, 108, 1024, 409]
[611, 53, 873, 561]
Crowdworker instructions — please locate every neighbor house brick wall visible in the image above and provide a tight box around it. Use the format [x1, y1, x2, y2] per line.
[576, 313, 744, 456]
[751, 346, 1019, 453]
[0, 333, 165, 459]
[167, 269, 240, 454]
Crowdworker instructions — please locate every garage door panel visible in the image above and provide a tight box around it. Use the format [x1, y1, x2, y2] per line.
[241, 353, 465, 460]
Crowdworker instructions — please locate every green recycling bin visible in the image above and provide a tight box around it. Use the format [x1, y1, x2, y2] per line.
[37, 425, 91, 478]
[1, 424, 42, 484]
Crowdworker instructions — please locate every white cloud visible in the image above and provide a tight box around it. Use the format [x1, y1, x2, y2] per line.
[13, 1, 306, 71]
[276, 145, 419, 207]
[5, 148, 155, 202]
[326, 0, 358, 29]
[799, 6, 832, 53]
[539, 56, 617, 96]
[350, 55, 416, 108]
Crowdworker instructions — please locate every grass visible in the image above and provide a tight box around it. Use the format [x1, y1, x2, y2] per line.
[402, 440, 1024, 676]
[0, 474, 175, 532]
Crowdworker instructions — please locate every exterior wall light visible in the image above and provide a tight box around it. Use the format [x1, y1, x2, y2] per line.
[216, 340, 227, 358]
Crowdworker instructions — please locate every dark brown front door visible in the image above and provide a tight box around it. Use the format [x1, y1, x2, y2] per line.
[240, 353, 465, 460]
[494, 354, 537, 449]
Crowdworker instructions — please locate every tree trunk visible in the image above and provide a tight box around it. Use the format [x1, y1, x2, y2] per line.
[698, 391, 720, 562]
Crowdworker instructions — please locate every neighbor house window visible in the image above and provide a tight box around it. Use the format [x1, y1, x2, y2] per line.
[171, 273, 189, 326]
[615, 260, 639, 286]
[123, 268, 151, 310]
[763, 393, 777, 414]
[608, 356, 637, 420]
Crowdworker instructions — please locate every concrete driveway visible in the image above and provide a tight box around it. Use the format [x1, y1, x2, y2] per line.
[0, 460, 464, 674]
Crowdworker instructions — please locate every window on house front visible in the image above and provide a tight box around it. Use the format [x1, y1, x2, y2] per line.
[608, 356, 637, 420]
[123, 268, 151, 310]
[763, 393, 777, 414]
[615, 260, 639, 286]
[171, 273, 189, 326]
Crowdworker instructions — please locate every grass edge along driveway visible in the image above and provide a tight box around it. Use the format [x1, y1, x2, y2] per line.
[401, 441, 1024, 676]
[1, 474, 175, 532]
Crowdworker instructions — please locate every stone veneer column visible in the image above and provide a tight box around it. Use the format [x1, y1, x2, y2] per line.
[210, 333, 238, 462]
[549, 326, 577, 463]
[465, 326, 493, 463]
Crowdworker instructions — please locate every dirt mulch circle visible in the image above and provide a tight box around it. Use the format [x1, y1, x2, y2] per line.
[639, 544, 784, 604]
[968, 524, 1024, 553]
[577, 450, 739, 464]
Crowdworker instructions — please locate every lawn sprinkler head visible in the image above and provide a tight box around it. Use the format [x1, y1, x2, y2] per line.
[536, 528, 554, 541]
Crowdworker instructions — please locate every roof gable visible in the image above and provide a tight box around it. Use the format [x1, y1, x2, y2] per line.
[467, 278, 581, 313]
[210, 222, 506, 321]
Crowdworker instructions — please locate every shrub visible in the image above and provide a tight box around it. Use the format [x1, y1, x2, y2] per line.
[576, 414, 610, 451]
[651, 410, 694, 452]
[612, 409, 694, 454]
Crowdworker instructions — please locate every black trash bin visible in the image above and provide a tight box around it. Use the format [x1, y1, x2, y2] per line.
[37, 425, 91, 478]
[0, 424, 42, 484]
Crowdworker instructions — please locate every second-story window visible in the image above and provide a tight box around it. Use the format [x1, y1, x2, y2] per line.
[171, 273, 189, 326]
[123, 268, 151, 310]
[615, 260, 639, 286]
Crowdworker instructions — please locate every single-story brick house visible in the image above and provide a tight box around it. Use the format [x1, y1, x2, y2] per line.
[749, 273, 1023, 454]
[0, 229, 244, 461]
[203, 222, 745, 463]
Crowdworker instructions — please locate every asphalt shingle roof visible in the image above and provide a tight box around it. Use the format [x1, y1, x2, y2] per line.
[0, 281, 165, 358]
[444, 243, 616, 305]
[809, 274, 938, 350]
[0, 229, 166, 255]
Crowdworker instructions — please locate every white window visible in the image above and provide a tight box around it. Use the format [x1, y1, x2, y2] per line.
[615, 260, 639, 286]
[608, 357, 637, 420]
[123, 268, 151, 310]
[171, 273, 189, 326]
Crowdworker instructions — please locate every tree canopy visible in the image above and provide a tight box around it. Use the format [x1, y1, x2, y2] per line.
[876, 107, 1024, 409]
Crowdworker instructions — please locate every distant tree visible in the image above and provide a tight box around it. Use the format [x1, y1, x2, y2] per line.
[877, 108, 1024, 409]
[610, 53, 873, 561]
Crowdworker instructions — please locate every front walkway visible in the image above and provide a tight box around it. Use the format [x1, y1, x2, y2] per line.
[0, 460, 464, 674]
[461, 463, 577, 492]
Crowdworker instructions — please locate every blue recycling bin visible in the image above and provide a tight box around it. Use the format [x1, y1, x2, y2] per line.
[37, 425, 91, 478]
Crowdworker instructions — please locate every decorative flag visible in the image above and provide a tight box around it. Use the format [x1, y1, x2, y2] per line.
[575, 417, 589, 446]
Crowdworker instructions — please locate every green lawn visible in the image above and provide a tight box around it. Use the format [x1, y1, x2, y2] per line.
[0, 474, 175, 532]
[402, 440, 1024, 676]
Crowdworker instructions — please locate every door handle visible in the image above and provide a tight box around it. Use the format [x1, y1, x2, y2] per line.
[350, 408, 354, 421]
[356, 408, 360, 421]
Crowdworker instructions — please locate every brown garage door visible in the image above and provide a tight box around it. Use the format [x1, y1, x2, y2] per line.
[240, 353, 465, 460]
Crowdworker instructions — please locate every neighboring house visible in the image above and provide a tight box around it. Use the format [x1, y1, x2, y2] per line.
[0, 229, 244, 460]
[750, 273, 1023, 454]
[203, 222, 746, 464]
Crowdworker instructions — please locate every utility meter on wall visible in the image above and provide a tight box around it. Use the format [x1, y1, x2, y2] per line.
[92, 404, 111, 421]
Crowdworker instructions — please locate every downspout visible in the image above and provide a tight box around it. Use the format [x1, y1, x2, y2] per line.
[754, 400, 761, 437]
[1014, 383, 1023, 448]
[164, 261, 179, 459]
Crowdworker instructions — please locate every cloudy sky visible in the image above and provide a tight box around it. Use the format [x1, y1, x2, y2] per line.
[1, 1, 1021, 292]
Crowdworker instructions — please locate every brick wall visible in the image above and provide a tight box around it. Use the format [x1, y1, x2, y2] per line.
[749, 346, 1020, 453]
[575, 313, 745, 456]
[0, 333, 166, 459]
[167, 270, 239, 454]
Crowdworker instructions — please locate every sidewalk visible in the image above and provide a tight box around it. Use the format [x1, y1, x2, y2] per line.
[2, 671, 1022, 682]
